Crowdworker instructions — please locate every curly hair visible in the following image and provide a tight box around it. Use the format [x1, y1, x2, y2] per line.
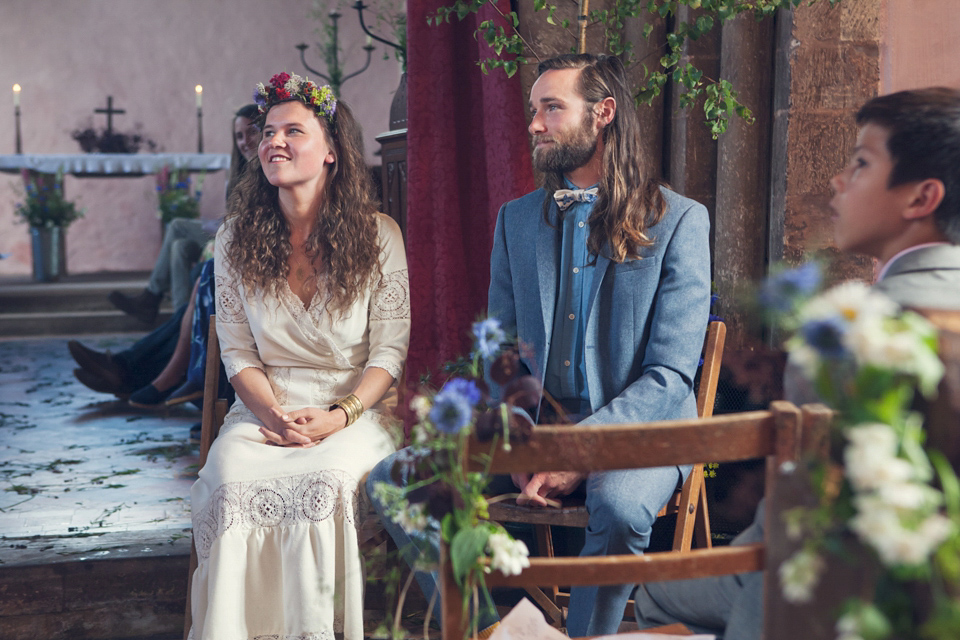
[223, 99, 380, 315]
[538, 54, 666, 263]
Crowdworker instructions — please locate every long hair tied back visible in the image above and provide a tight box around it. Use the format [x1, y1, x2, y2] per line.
[539, 54, 666, 263]
[225, 76, 379, 314]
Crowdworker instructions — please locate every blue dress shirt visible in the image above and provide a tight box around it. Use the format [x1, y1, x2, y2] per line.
[544, 183, 596, 418]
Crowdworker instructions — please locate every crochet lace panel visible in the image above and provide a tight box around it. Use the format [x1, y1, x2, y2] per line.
[215, 274, 248, 324]
[193, 468, 363, 562]
[371, 269, 410, 322]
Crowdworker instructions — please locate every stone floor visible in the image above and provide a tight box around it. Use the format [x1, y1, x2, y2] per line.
[0, 334, 198, 569]
[0, 333, 441, 639]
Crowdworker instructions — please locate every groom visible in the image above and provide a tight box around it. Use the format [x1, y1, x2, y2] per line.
[369, 53, 712, 638]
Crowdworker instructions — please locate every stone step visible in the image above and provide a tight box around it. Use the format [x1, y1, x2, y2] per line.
[0, 309, 174, 338]
[0, 272, 174, 337]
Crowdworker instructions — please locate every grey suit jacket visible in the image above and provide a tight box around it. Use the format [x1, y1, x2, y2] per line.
[487, 186, 711, 426]
[873, 244, 960, 311]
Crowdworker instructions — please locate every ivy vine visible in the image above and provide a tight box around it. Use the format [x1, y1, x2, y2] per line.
[429, 0, 844, 137]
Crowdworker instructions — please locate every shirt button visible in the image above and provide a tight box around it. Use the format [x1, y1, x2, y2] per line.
[578, 221, 585, 228]
[572, 267, 580, 274]
[564, 360, 571, 367]
[568, 313, 575, 320]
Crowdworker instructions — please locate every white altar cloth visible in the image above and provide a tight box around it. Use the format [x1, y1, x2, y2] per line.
[0, 153, 230, 176]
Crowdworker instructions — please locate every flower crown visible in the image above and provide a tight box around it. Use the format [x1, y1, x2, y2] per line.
[254, 72, 337, 123]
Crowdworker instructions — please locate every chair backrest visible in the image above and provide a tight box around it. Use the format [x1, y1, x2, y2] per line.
[697, 320, 726, 419]
[440, 400, 808, 639]
[197, 315, 228, 469]
[184, 315, 228, 640]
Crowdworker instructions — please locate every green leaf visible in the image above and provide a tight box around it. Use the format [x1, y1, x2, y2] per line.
[450, 526, 491, 586]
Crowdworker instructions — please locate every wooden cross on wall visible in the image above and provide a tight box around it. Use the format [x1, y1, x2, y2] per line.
[95, 96, 126, 135]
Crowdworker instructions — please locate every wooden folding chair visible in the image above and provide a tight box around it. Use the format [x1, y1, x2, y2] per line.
[441, 400, 819, 639]
[182, 316, 394, 638]
[485, 320, 726, 625]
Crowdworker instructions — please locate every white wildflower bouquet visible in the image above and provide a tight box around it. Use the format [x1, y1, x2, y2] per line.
[761, 263, 960, 640]
[373, 318, 540, 634]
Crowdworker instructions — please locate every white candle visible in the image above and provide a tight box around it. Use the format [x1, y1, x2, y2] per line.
[195, 85, 203, 108]
[13, 84, 20, 107]
[365, 35, 372, 47]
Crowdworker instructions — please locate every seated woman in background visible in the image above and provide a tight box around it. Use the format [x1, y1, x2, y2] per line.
[108, 104, 262, 323]
[188, 73, 409, 639]
[70, 104, 261, 404]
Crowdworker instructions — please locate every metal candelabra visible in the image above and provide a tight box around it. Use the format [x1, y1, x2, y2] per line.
[296, 10, 375, 97]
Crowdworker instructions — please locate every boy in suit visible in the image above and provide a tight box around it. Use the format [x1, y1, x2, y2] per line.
[634, 87, 960, 640]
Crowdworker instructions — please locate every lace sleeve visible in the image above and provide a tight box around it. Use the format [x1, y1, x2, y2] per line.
[214, 227, 265, 379]
[365, 215, 410, 380]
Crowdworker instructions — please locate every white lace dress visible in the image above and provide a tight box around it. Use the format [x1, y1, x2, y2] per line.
[189, 214, 410, 640]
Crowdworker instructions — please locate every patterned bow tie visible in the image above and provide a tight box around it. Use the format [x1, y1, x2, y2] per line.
[553, 187, 598, 211]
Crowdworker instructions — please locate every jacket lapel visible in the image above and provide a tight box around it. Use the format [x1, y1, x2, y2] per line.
[537, 204, 559, 345]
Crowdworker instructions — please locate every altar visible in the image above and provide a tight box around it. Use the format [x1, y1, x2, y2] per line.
[0, 154, 231, 277]
[0, 152, 230, 178]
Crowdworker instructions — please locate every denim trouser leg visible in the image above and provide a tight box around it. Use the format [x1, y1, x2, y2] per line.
[565, 464, 686, 637]
[366, 449, 502, 631]
[113, 303, 186, 390]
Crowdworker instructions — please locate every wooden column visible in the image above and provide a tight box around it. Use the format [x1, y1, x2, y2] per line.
[664, 7, 721, 263]
[377, 129, 407, 240]
[713, 13, 775, 347]
[623, 10, 667, 181]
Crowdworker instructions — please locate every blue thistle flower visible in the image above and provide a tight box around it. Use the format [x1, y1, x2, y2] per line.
[472, 317, 506, 360]
[800, 316, 848, 358]
[759, 262, 821, 312]
[429, 378, 482, 434]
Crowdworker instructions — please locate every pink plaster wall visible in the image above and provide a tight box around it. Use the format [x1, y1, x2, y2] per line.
[0, 0, 402, 276]
[882, 0, 960, 92]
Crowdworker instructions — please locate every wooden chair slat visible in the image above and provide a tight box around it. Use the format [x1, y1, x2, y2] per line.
[483, 544, 765, 589]
[467, 412, 776, 473]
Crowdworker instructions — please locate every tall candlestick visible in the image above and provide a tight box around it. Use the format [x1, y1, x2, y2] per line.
[13, 84, 21, 154]
[195, 85, 203, 108]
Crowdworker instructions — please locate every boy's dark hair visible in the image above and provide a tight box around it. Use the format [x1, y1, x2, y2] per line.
[856, 87, 960, 243]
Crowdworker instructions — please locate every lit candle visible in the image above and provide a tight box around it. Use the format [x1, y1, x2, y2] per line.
[13, 84, 21, 107]
[195, 85, 203, 108]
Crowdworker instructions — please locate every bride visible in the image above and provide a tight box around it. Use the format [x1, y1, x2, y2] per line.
[189, 73, 409, 639]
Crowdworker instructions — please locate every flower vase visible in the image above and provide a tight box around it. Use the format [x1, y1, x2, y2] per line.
[30, 226, 66, 282]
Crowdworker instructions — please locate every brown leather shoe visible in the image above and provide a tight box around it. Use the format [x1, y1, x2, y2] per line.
[108, 289, 161, 324]
[73, 368, 129, 398]
[67, 340, 127, 391]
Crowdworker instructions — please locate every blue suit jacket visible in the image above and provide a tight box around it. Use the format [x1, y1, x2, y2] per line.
[488, 186, 711, 426]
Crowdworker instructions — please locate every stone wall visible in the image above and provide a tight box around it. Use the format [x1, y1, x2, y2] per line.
[771, 1, 882, 285]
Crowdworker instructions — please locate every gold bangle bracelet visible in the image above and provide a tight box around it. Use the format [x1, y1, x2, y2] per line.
[331, 393, 364, 427]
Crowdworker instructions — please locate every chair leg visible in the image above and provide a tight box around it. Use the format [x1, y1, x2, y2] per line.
[694, 480, 713, 549]
[183, 538, 198, 640]
[531, 523, 564, 626]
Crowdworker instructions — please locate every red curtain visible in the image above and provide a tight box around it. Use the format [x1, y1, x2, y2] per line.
[404, 1, 535, 382]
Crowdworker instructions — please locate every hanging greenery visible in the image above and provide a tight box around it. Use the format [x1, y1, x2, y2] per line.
[429, 0, 844, 137]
